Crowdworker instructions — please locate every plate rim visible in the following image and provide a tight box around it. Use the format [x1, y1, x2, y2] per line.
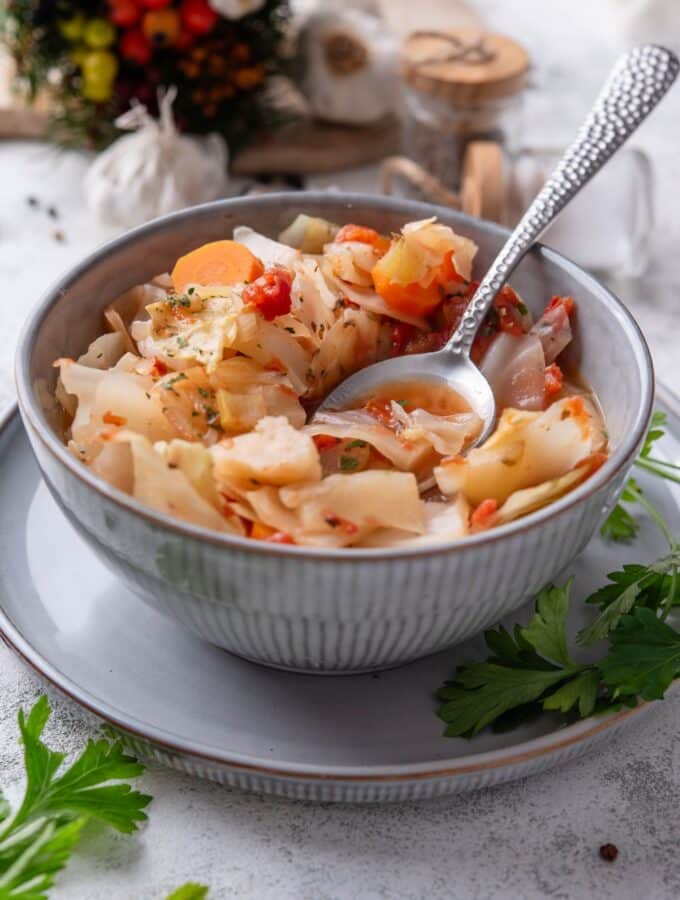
[0, 386, 677, 785]
[0, 611, 650, 781]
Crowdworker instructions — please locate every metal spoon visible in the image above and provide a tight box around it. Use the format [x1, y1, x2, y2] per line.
[316, 44, 679, 444]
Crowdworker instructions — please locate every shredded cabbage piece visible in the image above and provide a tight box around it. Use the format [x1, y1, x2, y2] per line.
[114, 430, 242, 533]
[211, 416, 322, 489]
[435, 397, 606, 506]
[52, 214, 606, 548]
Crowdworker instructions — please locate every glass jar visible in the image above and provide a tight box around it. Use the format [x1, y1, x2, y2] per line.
[507, 145, 655, 278]
[401, 29, 528, 191]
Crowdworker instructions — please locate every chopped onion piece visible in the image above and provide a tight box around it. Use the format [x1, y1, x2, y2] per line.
[481, 332, 546, 411]
[233, 226, 299, 268]
[278, 214, 339, 253]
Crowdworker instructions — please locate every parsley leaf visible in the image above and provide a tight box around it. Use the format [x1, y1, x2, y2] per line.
[166, 883, 210, 899]
[438, 663, 573, 737]
[520, 581, 573, 666]
[437, 582, 588, 736]
[578, 552, 680, 646]
[600, 502, 639, 542]
[600, 607, 680, 701]
[0, 696, 151, 898]
[542, 669, 600, 717]
[601, 414, 680, 541]
[640, 410, 667, 457]
[339, 455, 359, 471]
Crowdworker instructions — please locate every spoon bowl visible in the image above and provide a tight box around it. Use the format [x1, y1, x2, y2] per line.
[317, 348, 497, 444]
[315, 44, 678, 443]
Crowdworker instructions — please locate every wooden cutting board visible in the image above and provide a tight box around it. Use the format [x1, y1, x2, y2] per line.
[0, 69, 399, 174]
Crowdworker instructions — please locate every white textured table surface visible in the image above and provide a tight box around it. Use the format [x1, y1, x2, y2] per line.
[2, 2, 680, 898]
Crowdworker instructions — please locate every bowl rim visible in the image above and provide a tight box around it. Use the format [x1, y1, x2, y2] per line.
[15, 191, 655, 562]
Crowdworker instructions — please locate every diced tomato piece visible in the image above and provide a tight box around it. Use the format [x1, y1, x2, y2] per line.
[102, 411, 127, 426]
[471, 498, 498, 528]
[544, 363, 564, 398]
[390, 321, 416, 356]
[242, 267, 293, 320]
[364, 397, 394, 426]
[266, 531, 296, 544]
[313, 434, 342, 451]
[150, 356, 169, 377]
[545, 295, 575, 316]
[323, 512, 359, 535]
[335, 224, 390, 254]
[495, 285, 526, 336]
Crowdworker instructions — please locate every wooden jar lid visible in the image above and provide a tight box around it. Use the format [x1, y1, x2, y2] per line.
[402, 28, 529, 107]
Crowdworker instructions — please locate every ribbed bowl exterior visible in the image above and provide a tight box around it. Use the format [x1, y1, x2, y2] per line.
[26, 417, 629, 672]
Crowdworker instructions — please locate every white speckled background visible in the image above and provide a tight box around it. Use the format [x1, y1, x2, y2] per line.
[1, 1, 680, 897]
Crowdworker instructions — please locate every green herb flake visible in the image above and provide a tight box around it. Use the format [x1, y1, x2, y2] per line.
[340, 455, 359, 471]
[164, 372, 188, 389]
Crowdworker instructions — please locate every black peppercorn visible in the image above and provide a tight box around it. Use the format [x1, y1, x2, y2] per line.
[599, 843, 618, 862]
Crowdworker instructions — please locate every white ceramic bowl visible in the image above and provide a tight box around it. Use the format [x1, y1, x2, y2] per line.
[15, 194, 654, 673]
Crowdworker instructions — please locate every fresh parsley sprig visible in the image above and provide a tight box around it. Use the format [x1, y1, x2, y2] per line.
[601, 412, 680, 542]
[438, 582, 605, 738]
[166, 884, 210, 899]
[583, 415, 679, 645]
[438, 410, 680, 738]
[0, 695, 151, 899]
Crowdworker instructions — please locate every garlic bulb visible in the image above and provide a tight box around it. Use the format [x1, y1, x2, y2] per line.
[301, 9, 398, 125]
[84, 88, 229, 228]
[208, 0, 266, 19]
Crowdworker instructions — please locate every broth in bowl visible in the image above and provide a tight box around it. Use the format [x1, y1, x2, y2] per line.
[53, 216, 607, 549]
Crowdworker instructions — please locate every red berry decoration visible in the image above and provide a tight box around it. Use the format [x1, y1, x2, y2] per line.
[138, 0, 173, 9]
[180, 0, 218, 36]
[120, 28, 153, 65]
[143, 9, 181, 47]
[175, 28, 197, 51]
[107, 0, 141, 27]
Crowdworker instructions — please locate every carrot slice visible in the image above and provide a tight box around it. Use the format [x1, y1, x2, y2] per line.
[372, 264, 442, 317]
[171, 240, 264, 292]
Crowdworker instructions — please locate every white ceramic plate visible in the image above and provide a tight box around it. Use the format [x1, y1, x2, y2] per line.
[1, 390, 678, 802]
